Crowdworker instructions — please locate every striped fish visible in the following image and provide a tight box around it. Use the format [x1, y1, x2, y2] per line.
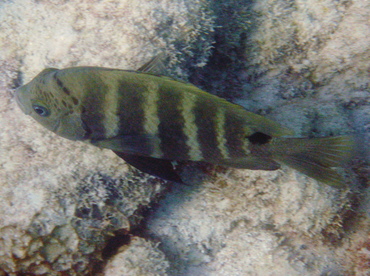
[15, 57, 353, 187]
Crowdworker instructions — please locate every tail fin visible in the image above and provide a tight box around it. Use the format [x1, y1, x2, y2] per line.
[271, 136, 354, 187]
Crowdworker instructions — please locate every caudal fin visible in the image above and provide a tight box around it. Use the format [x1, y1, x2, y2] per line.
[271, 136, 354, 187]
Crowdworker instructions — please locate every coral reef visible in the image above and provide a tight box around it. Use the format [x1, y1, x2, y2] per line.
[146, 165, 354, 275]
[1, 0, 214, 79]
[145, 0, 370, 275]
[0, 0, 369, 275]
[0, 0, 214, 274]
[103, 237, 169, 275]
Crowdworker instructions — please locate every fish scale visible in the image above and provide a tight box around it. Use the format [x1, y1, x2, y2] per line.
[180, 93, 203, 161]
[193, 96, 224, 161]
[142, 80, 162, 158]
[215, 109, 230, 160]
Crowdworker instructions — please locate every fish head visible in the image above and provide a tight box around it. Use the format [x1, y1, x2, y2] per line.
[15, 68, 87, 141]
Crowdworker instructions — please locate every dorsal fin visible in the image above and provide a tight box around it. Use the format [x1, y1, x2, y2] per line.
[137, 53, 167, 75]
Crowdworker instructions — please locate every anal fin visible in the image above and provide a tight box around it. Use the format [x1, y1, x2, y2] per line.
[114, 151, 183, 183]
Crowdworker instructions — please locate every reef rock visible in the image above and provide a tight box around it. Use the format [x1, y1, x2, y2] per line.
[145, 0, 370, 275]
[0, 0, 214, 274]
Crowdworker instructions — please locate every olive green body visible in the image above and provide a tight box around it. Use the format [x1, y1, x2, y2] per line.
[17, 67, 290, 164]
[15, 64, 353, 186]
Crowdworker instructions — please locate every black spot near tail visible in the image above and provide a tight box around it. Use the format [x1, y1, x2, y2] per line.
[248, 132, 272, 145]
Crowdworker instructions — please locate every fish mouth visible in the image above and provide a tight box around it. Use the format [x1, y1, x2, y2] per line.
[14, 90, 30, 115]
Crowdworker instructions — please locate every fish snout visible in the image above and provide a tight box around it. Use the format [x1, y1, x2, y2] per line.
[14, 88, 31, 115]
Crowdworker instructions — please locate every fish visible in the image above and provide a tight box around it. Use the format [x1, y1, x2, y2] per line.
[15, 56, 353, 187]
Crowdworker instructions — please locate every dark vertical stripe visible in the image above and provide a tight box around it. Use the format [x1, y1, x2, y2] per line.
[224, 110, 247, 158]
[116, 79, 146, 136]
[157, 88, 190, 160]
[53, 72, 72, 95]
[114, 77, 158, 155]
[193, 96, 222, 161]
[79, 73, 107, 140]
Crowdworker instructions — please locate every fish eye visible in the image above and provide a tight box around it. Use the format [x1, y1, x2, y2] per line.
[32, 104, 50, 117]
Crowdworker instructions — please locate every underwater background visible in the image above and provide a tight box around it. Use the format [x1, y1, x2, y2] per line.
[0, 0, 369, 275]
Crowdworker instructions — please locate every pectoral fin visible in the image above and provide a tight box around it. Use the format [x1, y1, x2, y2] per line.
[91, 134, 160, 156]
[114, 151, 183, 183]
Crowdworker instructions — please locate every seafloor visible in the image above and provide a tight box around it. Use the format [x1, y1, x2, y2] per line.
[0, 0, 369, 275]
